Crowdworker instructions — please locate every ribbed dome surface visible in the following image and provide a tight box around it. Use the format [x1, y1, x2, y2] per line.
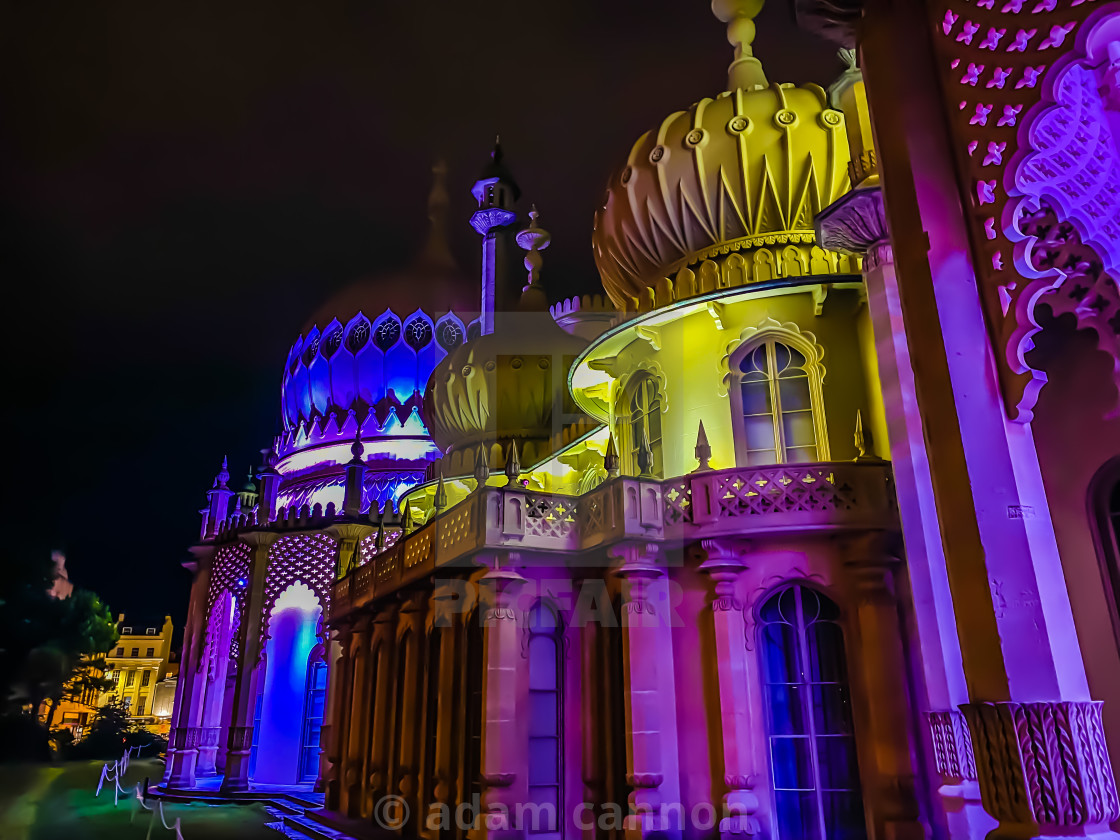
[422, 308, 588, 456]
[592, 82, 851, 308]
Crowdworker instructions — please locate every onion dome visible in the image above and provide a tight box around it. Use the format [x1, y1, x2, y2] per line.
[592, 0, 854, 310]
[423, 209, 589, 467]
[279, 161, 474, 449]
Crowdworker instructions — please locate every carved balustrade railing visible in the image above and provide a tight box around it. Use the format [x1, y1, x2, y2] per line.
[665, 461, 896, 537]
[330, 461, 896, 619]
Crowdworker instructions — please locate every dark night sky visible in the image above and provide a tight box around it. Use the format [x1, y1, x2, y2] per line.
[1, 1, 838, 629]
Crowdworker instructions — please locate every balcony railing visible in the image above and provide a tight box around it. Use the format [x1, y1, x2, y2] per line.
[332, 461, 896, 618]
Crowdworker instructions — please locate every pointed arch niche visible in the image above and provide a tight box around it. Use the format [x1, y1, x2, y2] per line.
[254, 581, 324, 785]
[720, 319, 829, 466]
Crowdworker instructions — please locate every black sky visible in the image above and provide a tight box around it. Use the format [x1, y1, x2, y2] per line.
[1, 1, 838, 628]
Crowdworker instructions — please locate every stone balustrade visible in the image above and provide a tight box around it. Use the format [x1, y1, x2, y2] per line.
[332, 461, 896, 619]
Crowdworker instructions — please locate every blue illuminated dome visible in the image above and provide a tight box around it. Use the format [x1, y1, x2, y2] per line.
[273, 161, 479, 513]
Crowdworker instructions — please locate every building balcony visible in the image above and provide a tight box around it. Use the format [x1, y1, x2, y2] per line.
[332, 460, 896, 619]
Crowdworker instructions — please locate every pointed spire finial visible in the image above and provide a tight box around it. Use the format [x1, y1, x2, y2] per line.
[711, 0, 768, 91]
[402, 499, 414, 534]
[636, 425, 655, 478]
[504, 439, 521, 486]
[604, 433, 620, 478]
[434, 471, 448, 512]
[474, 443, 491, 490]
[349, 430, 365, 465]
[375, 511, 386, 550]
[694, 420, 712, 472]
[214, 456, 231, 489]
[854, 410, 880, 461]
[515, 204, 552, 304]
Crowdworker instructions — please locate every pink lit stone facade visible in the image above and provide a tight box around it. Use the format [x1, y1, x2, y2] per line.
[160, 1, 1120, 838]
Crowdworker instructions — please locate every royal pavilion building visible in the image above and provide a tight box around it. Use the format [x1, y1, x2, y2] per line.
[160, 1, 1120, 838]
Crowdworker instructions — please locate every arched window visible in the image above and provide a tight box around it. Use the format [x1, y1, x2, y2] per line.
[527, 602, 563, 839]
[732, 339, 825, 466]
[623, 374, 663, 477]
[759, 585, 864, 840]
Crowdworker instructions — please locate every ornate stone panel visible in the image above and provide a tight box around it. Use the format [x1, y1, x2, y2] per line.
[205, 542, 251, 662]
[928, 0, 1120, 420]
[261, 532, 337, 646]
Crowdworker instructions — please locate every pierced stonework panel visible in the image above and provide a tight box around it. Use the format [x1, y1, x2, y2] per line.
[929, 0, 1113, 420]
[260, 533, 337, 649]
[206, 542, 250, 663]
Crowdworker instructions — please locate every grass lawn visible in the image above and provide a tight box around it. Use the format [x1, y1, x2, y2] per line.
[0, 758, 278, 840]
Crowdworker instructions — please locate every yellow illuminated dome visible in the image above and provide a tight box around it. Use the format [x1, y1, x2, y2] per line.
[592, 0, 853, 310]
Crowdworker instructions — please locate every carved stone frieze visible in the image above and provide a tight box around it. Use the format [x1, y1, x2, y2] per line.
[962, 700, 1120, 828]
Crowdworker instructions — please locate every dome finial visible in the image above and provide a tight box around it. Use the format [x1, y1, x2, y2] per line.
[711, 0, 768, 91]
[420, 157, 456, 268]
[515, 205, 551, 306]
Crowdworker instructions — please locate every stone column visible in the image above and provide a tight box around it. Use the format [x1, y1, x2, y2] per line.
[220, 531, 276, 793]
[697, 540, 761, 839]
[841, 537, 925, 840]
[396, 593, 428, 828]
[427, 580, 466, 837]
[611, 542, 682, 840]
[166, 546, 213, 788]
[325, 522, 376, 582]
[815, 1, 1120, 822]
[366, 602, 399, 814]
[321, 632, 347, 810]
[340, 616, 371, 817]
[469, 559, 526, 840]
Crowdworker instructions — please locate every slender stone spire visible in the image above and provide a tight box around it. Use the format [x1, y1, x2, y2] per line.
[854, 410, 880, 460]
[474, 442, 491, 489]
[711, 0, 768, 91]
[504, 439, 521, 486]
[694, 420, 712, 471]
[434, 471, 448, 512]
[604, 433, 620, 478]
[636, 425, 655, 478]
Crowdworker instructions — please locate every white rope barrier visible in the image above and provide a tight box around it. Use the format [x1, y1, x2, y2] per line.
[94, 745, 183, 839]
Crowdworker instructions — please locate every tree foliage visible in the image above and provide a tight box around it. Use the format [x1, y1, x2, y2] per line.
[0, 552, 119, 726]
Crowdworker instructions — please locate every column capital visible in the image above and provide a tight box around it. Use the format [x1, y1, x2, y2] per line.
[609, 541, 662, 579]
[237, 530, 279, 551]
[815, 185, 888, 257]
[697, 539, 749, 608]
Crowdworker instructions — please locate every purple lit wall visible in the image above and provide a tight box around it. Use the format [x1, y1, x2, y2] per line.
[254, 583, 323, 785]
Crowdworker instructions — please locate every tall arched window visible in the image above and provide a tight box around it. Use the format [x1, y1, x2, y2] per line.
[527, 602, 563, 839]
[733, 339, 824, 466]
[759, 585, 864, 840]
[623, 374, 663, 477]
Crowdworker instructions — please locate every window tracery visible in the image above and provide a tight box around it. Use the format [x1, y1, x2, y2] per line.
[759, 585, 864, 840]
[374, 317, 402, 351]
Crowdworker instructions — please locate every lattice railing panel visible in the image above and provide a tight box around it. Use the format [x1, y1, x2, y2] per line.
[523, 494, 578, 539]
[714, 467, 857, 517]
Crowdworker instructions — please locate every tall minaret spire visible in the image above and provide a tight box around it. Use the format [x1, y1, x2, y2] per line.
[711, 0, 768, 91]
[469, 137, 521, 334]
[419, 158, 456, 268]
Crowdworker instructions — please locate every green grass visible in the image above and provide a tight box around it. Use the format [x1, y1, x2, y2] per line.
[0, 758, 278, 840]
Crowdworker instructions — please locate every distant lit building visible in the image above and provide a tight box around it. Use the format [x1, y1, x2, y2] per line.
[161, 2, 1120, 839]
[103, 615, 175, 733]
